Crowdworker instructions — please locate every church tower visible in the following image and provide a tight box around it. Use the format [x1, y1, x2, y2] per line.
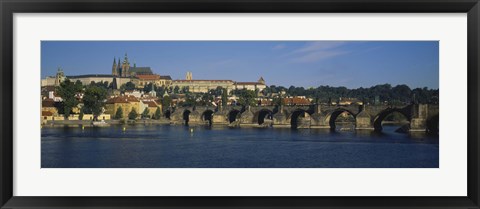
[186, 72, 192, 80]
[112, 57, 118, 76]
[117, 58, 121, 76]
[121, 53, 130, 77]
[54, 67, 65, 87]
[258, 76, 265, 85]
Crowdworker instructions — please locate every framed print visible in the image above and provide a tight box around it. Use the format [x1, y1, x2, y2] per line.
[1, 0, 479, 208]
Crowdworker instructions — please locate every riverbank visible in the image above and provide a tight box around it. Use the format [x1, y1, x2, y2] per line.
[42, 119, 171, 127]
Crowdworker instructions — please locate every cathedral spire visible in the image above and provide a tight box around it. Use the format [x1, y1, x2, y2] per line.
[112, 57, 118, 76]
[121, 53, 130, 77]
[117, 57, 122, 76]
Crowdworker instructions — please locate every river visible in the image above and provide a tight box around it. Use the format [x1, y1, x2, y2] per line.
[41, 124, 439, 168]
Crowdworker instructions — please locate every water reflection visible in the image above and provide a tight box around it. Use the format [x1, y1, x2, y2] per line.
[42, 124, 439, 168]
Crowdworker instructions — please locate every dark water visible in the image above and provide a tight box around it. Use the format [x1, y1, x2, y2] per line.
[41, 125, 439, 168]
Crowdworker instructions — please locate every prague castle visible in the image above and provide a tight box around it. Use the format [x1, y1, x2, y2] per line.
[173, 72, 266, 94]
[41, 53, 266, 93]
[42, 54, 172, 89]
[112, 53, 154, 77]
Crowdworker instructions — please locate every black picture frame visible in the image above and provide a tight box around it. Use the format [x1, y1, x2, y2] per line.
[1, 0, 479, 208]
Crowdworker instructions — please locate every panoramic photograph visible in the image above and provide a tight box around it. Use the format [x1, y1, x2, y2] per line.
[40, 41, 439, 168]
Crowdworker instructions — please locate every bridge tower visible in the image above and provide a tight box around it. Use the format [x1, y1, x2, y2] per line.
[410, 104, 428, 131]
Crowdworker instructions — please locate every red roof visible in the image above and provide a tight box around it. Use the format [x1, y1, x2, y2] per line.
[174, 80, 233, 83]
[236, 82, 263, 85]
[259, 99, 273, 106]
[106, 95, 140, 104]
[42, 99, 55, 107]
[284, 98, 311, 105]
[41, 86, 56, 92]
[136, 74, 160, 80]
[42, 111, 53, 116]
[143, 101, 158, 108]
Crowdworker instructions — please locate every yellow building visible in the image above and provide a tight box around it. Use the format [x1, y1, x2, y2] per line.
[171, 72, 266, 94]
[41, 111, 54, 121]
[105, 95, 142, 119]
[141, 100, 162, 118]
[134, 74, 172, 88]
[41, 99, 58, 116]
[172, 79, 234, 93]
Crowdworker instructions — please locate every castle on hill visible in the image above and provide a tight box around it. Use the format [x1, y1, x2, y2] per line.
[111, 53, 154, 77]
[41, 53, 266, 94]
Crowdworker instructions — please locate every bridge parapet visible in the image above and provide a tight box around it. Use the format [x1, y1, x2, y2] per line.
[167, 103, 438, 133]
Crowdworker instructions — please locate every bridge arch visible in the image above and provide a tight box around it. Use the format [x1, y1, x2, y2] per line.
[228, 109, 241, 124]
[183, 110, 191, 126]
[201, 110, 214, 125]
[290, 109, 312, 129]
[327, 108, 356, 131]
[254, 109, 274, 125]
[373, 108, 410, 132]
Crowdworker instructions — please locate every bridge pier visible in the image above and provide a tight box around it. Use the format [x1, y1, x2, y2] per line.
[212, 110, 229, 125]
[239, 107, 255, 127]
[410, 118, 427, 132]
[355, 111, 374, 130]
[309, 113, 330, 129]
[272, 105, 289, 128]
[409, 104, 429, 132]
[309, 105, 329, 129]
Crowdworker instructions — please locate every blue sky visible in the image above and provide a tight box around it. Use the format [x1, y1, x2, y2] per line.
[41, 41, 439, 89]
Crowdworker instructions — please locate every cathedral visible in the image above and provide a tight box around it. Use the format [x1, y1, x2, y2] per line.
[112, 53, 154, 77]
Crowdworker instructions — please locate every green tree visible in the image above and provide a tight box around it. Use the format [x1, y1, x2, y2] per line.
[201, 93, 213, 106]
[181, 86, 190, 93]
[74, 80, 84, 90]
[162, 95, 172, 108]
[156, 85, 165, 97]
[182, 93, 196, 107]
[273, 95, 285, 106]
[173, 86, 180, 94]
[115, 106, 123, 119]
[56, 79, 82, 119]
[143, 83, 155, 93]
[82, 85, 108, 121]
[215, 86, 223, 97]
[141, 107, 150, 119]
[262, 86, 270, 96]
[128, 108, 138, 120]
[153, 107, 162, 120]
[221, 88, 228, 106]
[237, 89, 257, 106]
[120, 81, 136, 91]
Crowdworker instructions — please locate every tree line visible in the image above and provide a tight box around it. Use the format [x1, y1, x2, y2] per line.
[262, 84, 439, 105]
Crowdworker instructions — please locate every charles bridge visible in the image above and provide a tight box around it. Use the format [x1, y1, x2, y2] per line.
[166, 103, 439, 133]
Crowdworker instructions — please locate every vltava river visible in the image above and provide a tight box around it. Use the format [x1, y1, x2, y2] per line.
[41, 125, 439, 168]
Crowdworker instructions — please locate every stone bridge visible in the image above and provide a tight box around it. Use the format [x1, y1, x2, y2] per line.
[166, 104, 439, 133]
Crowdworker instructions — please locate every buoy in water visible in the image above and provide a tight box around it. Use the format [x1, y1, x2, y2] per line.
[123, 127, 126, 132]
[190, 128, 194, 133]
[82, 125, 85, 130]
